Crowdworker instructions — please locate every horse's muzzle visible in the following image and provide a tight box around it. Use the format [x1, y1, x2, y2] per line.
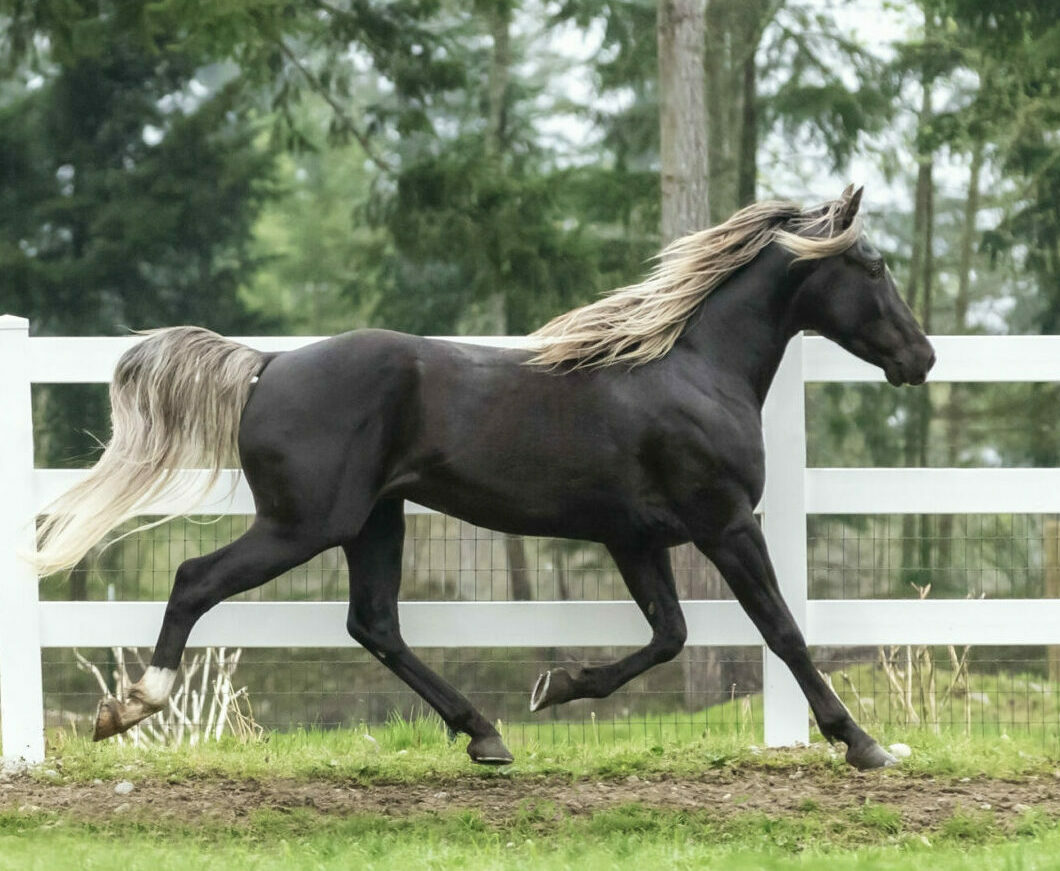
[885, 343, 935, 386]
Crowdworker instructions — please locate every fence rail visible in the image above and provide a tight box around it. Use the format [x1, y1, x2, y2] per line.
[4, 314, 1060, 763]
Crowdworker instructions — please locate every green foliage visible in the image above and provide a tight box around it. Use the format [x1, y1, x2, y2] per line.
[0, 19, 277, 471]
[938, 807, 997, 842]
[764, 2, 896, 171]
[0, 53, 273, 338]
[242, 118, 383, 335]
[855, 802, 905, 835]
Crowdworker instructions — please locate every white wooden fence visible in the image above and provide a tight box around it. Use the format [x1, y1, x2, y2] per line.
[4, 312, 1060, 763]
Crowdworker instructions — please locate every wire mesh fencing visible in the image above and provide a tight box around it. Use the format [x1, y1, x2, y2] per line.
[36, 512, 1060, 745]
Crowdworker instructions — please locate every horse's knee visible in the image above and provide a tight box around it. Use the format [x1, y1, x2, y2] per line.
[346, 611, 403, 657]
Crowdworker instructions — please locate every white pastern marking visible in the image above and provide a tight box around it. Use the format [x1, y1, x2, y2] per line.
[137, 667, 177, 706]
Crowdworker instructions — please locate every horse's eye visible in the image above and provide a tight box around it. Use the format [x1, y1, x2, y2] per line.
[868, 259, 884, 279]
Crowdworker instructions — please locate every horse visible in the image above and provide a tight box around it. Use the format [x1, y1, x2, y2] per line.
[34, 186, 934, 769]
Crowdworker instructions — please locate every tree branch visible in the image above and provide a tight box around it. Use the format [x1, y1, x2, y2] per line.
[275, 39, 393, 174]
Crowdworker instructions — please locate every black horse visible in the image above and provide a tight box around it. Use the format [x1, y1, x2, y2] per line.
[35, 187, 934, 769]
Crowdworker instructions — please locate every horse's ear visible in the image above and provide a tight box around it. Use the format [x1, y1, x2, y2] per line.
[838, 185, 864, 229]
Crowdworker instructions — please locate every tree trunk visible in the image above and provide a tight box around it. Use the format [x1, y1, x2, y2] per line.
[486, 1, 511, 167]
[705, 0, 771, 222]
[659, 0, 709, 242]
[900, 54, 936, 591]
[937, 141, 983, 575]
[704, 0, 733, 224]
[479, 0, 512, 332]
[737, 45, 757, 207]
[1047, 518, 1060, 683]
[505, 534, 533, 601]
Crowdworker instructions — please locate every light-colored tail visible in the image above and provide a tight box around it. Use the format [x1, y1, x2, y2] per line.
[33, 327, 264, 576]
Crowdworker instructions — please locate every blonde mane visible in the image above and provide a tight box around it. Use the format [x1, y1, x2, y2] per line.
[528, 196, 863, 369]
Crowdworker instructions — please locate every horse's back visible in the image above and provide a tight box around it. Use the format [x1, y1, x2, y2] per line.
[235, 329, 527, 532]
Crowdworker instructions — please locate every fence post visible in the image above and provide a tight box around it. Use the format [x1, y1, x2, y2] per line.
[761, 333, 810, 746]
[0, 315, 46, 764]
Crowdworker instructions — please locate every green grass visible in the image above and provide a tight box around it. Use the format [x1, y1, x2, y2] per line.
[34, 715, 1060, 785]
[825, 660, 1060, 740]
[6, 721, 1060, 870]
[2, 801, 1060, 871]
[40, 721, 762, 785]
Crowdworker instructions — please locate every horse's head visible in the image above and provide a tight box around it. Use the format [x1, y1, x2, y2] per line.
[788, 187, 936, 386]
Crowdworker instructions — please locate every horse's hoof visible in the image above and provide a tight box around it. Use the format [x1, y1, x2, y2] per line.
[846, 740, 898, 771]
[92, 695, 160, 741]
[93, 697, 123, 741]
[467, 735, 514, 766]
[529, 667, 578, 712]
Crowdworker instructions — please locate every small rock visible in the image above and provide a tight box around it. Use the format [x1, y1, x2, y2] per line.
[1013, 803, 1031, 814]
[114, 780, 134, 796]
[979, 802, 992, 810]
[433, 791, 450, 800]
[114, 802, 131, 814]
[888, 743, 912, 759]
[721, 793, 732, 801]
[959, 777, 971, 783]
[625, 775, 641, 784]
[92, 779, 103, 786]
[18, 804, 41, 814]
[1, 761, 28, 779]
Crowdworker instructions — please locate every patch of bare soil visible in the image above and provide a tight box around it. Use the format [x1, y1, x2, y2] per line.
[2, 768, 1058, 830]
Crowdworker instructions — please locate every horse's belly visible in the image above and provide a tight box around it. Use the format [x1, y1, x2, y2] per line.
[398, 477, 687, 545]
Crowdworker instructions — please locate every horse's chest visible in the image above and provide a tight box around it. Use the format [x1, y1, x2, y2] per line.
[655, 427, 766, 510]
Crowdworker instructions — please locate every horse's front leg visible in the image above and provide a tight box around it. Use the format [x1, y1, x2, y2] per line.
[530, 546, 687, 710]
[698, 509, 896, 770]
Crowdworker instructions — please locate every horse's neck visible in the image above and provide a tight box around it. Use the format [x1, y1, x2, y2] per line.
[675, 247, 799, 406]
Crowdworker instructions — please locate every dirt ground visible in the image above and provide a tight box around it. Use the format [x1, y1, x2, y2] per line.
[3, 767, 1059, 829]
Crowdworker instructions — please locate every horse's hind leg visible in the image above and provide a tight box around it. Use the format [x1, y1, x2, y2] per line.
[94, 519, 324, 740]
[343, 500, 513, 765]
[530, 546, 687, 710]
